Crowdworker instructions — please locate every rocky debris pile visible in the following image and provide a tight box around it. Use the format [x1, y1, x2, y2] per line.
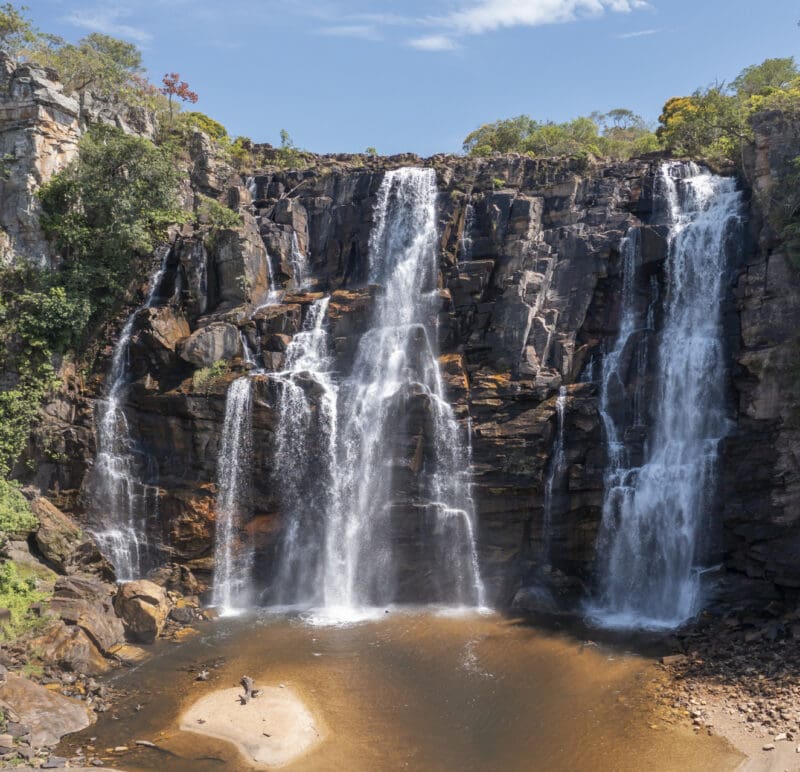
[656, 608, 800, 745]
[0, 664, 96, 766]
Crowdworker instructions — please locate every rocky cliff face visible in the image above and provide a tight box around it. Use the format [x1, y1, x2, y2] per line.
[20, 116, 800, 614]
[720, 111, 800, 604]
[0, 53, 157, 268]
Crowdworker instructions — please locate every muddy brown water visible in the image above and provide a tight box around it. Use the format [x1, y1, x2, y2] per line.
[60, 609, 741, 771]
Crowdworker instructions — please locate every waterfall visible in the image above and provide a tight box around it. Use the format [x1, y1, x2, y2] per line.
[541, 386, 567, 565]
[320, 167, 484, 612]
[211, 376, 255, 614]
[589, 162, 742, 630]
[460, 199, 475, 261]
[90, 251, 169, 581]
[271, 298, 338, 605]
[290, 232, 310, 290]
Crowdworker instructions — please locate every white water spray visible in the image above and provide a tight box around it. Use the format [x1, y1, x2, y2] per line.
[320, 167, 485, 612]
[212, 376, 255, 614]
[590, 162, 742, 630]
[90, 251, 169, 580]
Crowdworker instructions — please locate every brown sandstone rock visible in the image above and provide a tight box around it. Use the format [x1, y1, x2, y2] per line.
[113, 580, 170, 643]
[0, 673, 94, 748]
[31, 498, 83, 574]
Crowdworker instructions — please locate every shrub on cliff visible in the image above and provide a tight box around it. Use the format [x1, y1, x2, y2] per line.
[38, 124, 187, 320]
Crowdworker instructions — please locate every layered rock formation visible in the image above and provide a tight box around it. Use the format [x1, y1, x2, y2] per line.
[0, 52, 157, 268]
[18, 115, 800, 614]
[721, 111, 800, 601]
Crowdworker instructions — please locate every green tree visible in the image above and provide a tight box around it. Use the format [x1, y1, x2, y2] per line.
[732, 57, 798, 96]
[463, 115, 538, 155]
[657, 86, 748, 159]
[38, 124, 186, 317]
[34, 32, 143, 95]
[0, 3, 44, 61]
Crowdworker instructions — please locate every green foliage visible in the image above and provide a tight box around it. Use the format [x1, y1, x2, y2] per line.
[226, 136, 254, 171]
[31, 32, 143, 95]
[657, 58, 800, 162]
[656, 88, 748, 161]
[272, 129, 310, 169]
[196, 194, 242, 233]
[16, 286, 91, 352]
[0, 561, 47, 642]
[0, 268, 62, 475]
[0, 479, 36, 536]
[732, 57, 798, 97]
[38, 124, 187, 319]
[365, 146, 378, 156]
[178, 111, 228, 141]
[463, 111, 657, 160]
[0, 125, 186, 480]
[0, 379, 51, 475]
[0, 3, 48, 61]
[191, 360, 230, 394]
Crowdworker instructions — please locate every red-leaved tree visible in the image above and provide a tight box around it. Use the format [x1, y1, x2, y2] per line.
[160, 72, 198, 119]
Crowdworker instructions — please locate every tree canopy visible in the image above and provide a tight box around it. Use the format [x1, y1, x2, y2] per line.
[462, 111, 658, 160]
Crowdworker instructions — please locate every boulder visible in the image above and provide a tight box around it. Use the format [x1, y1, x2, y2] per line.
[146, 562, 200, 596]
[30, 499, 114, 579]
[178, 322, 242, 367]
[43, 575, 124, 665]
[32, 497, 83, 574]
[113, 580, 170, 643]
[253, 304, 301, 337]
[130, 305, 191, 378]
[28, 623, 111, 675]
[0, 673, 94, 748]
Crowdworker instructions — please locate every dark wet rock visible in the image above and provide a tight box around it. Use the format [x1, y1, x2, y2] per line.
[178, 322, 242, 367]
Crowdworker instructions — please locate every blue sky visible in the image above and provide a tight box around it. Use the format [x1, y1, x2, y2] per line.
[24, 0, 799, 155]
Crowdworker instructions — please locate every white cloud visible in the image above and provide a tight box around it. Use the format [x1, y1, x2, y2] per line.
[440, 0, 648, 35]
[408, 34, 460, 51]
[616, 27, 659, 38]
[66, 8, 153, 43]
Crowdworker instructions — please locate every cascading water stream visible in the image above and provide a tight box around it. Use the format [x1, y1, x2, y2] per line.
[460, 199, 475, 262]
[270, 297, 338, 605]
[319, 167, 485, 613]
[589, 162, 742, 630]
[211, 376, 255, 615]
[541, 386, 567, 565]
[290, 232, 310, 290]
[214, 167, 484, 617]
[90, 251, 169, 581]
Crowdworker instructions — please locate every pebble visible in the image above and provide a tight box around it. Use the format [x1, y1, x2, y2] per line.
[762, 744, 776, 751]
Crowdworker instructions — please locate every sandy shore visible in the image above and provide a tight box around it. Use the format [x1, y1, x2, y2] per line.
[180, 684, 324, 767]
